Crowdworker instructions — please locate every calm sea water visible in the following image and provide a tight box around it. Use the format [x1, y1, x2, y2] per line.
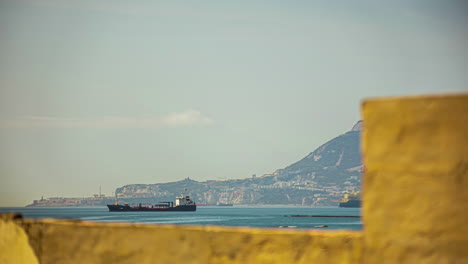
[0, 206, 362, 230]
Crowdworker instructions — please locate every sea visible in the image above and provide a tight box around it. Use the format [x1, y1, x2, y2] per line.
[0, 206, 362, 230]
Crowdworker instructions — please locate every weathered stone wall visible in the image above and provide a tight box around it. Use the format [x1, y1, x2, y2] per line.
[17, 220, 363, 264]
[362, 94, 468, 264]
[0, 214, 39, 264]
[1, 93, 467, 264]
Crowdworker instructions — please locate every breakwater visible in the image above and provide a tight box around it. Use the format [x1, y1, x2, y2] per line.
[288, 215, 361, 218]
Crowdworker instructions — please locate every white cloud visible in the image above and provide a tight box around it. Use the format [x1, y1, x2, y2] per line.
[0, 110, 214, 129]
[161, 109, 213, 126]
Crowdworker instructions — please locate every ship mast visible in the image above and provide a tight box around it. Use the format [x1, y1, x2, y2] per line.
[114, 191, 119, 205]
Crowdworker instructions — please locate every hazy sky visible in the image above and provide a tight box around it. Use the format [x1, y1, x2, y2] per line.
[1, 0, 467, 206]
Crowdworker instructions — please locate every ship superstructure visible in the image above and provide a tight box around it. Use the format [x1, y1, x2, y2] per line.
[338, 191, 361, 208]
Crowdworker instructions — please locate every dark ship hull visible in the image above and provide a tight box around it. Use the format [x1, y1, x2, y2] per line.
[339, 200, 361, 208]
[107, 204, 196, 212]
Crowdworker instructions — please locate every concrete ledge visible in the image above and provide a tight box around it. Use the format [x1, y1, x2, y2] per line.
[15, 219, 363, 264]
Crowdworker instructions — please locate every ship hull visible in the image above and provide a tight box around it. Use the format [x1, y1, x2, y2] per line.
[339, 200, 361, 208]
[107, 204, 196, 212]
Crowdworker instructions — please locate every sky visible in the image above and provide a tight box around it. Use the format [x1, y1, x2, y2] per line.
[1, 0, 467, 206]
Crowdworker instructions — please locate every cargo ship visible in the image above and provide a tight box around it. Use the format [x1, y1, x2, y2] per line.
[107, 191, 196, 212]
[339, 199, 361, 208]
[338, 191, 361, 208]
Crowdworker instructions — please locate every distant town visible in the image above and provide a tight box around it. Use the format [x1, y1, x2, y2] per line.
[28, 194, 114, 207]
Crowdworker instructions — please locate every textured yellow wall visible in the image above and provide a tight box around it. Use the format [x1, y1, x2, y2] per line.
[362, 94, 468, 264]
[18, 219, 362, 264]
[0, 214, 39, 264]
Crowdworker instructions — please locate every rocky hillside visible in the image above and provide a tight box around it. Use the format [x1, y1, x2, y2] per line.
[276, 120, 362, 187]
[115, 121, 363, 206]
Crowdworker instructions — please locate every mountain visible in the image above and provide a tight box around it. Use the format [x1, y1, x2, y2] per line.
[113, 121, 363, 206]
[276, 120, 362, 187]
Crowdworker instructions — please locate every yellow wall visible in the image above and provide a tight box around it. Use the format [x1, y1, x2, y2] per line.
[0, 214, 39, 264]
[1, 93, 467, 264]
[362, 94, 468, 264]
[17, 219, 362, 264]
